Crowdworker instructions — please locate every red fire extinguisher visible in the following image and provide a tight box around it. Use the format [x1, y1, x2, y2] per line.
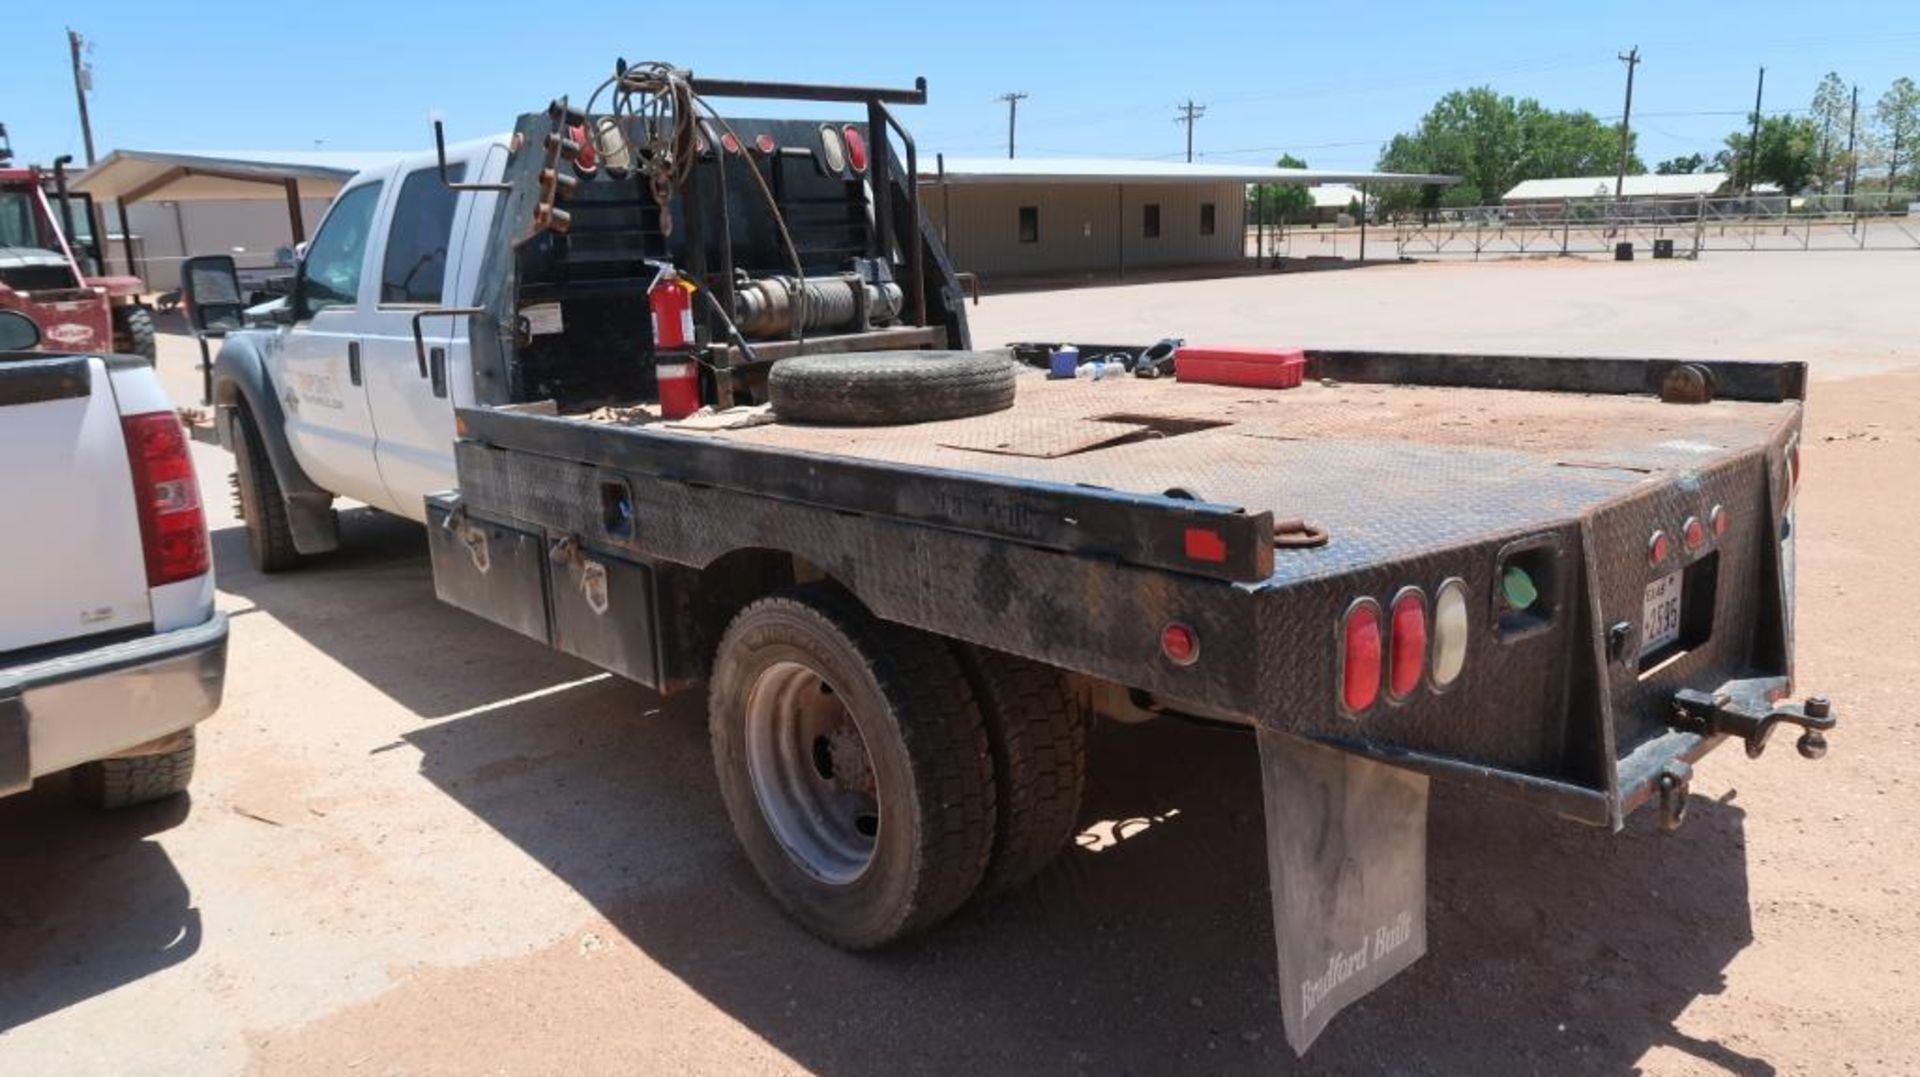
[648, 264, 700, 420]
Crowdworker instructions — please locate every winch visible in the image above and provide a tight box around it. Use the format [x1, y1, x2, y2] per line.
[732, 274, 904, 338]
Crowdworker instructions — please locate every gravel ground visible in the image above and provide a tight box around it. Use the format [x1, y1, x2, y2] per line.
[2, 252, 1917, 1075]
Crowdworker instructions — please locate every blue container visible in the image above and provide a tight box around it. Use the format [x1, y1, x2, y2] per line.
[1049, 345, 1080, 379]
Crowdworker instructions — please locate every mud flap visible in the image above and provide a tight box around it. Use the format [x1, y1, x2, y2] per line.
[1257, 728, 1429, 1054]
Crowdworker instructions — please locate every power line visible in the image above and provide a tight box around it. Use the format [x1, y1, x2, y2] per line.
[995, 92, 1028, 159]
[1174, 100, 1207, 163]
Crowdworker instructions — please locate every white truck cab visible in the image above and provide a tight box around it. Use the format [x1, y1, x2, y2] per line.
[210, 137, 507, 563]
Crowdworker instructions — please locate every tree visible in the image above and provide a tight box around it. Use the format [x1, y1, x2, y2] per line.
[1724, 114, 1819, 193]
[1656, 153, 1706, 174]
[1249, 154, 1314, 224]
[1810, 72, 1854, 189]
[1376, 86, 1642, 207]
[1875, 77, 1920, 191]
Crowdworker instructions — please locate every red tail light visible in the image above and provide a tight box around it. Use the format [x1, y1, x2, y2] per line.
[122, 411, 209, 586]
[1387, 589, 1428, 700]
[1340, 600, 1383, 715]
[842, 125, 868, 172]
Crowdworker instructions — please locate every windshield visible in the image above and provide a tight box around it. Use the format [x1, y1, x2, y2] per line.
[0, 190, 46, 249]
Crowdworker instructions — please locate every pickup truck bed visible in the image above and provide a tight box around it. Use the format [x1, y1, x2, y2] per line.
[436, 347, 1807, 833]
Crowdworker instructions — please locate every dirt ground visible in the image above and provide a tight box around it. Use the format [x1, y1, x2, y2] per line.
[3, 253, 1918, 1075]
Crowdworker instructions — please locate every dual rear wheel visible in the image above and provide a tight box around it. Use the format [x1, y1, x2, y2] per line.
[708, 586, 1087, 948]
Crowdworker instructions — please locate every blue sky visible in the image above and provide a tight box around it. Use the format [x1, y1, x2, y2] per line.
[6, 1, 1916, 173]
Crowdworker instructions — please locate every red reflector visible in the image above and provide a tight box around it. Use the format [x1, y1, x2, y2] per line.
[1710, 504, 1728, 537]
[842, 125, 868, 172]
[1341, 601, 1383, 714]
[754, 133, 776, 155]
[720, 131, 742, 155]
[121, 411, 208, 587]
[1648, 529, 1670, 565]
[1160, 623, 1199, 666]
[1388, 590, 1427, 700]
[1183, 527, 1227, 564]
[1683, 516, 1705, 551]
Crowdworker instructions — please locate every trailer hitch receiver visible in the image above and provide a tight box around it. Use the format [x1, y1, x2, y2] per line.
[1671, 688, 1836, 761]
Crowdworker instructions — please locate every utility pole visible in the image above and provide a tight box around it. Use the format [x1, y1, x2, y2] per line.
[1743, 66, 1765, 193]
[1614, 46, 1640, 198]
[1843, 84, 1859, 199]
[67, 28, 97, 166]
[1174, 100, 1207, 163]
[996, 92, 1027, 159]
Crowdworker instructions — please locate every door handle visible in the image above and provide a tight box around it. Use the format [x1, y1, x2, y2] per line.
[429, 347, 448, 399]
[347, 341, 362, 386]
[411, 306, 486, 377]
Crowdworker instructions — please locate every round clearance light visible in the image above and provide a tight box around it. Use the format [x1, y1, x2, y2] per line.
[1431, 578, 1469, 689]
[755, 133, 777, 155]
[1387, 588, 1428, 701]
[1710, 503, 1729, 537]
[819, 124, 847, 174]
[1160, 623, 1199, 666]
[720, 131, 742, 156]
[1339, 599, 1383, 716]
[1683, 515, 1706, 552]
[842, 125, 869, 172]
[1648, 529, 1671, 566]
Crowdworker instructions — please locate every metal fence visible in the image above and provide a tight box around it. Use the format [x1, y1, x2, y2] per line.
[1387, 193, 1920, 259]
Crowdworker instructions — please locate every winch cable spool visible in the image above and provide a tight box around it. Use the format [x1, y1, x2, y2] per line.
[586, 59, 814, 351]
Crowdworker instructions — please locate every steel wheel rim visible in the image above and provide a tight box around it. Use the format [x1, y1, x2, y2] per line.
[744, 660, 880, 884]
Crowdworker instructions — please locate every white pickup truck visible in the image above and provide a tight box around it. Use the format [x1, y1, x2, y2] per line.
[0, 309, 227, 807]
[197, 136, 505, 568]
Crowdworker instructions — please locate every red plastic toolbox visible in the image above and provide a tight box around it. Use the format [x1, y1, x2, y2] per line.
[1173, 345, 1306, 389]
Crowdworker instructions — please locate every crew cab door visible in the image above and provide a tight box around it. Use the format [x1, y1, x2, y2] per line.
[273, 176, 390, 508]
[359, 147, 504, 522]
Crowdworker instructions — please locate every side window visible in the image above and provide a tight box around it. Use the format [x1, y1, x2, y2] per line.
[1017, 205, 1039, 244]
[299, 182, 383, 315]
[1200, 202, 1217, 236]
[380, 165, 465, 304]
[1143, 203, 1161, 239]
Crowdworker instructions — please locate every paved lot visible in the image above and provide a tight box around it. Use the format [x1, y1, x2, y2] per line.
[3, 252, 1919, 1075]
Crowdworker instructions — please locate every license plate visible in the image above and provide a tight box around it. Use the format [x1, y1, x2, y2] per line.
[1640, 571, 1684, 656]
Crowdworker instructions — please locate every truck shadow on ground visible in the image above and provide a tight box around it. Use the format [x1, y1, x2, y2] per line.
[0, 786, 198, 1033]
[211, 511, 606, 720]
[215, 513, 1769, 1075]
[406, 690, 1768, 1076]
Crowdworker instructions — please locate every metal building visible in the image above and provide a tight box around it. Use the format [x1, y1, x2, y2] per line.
[922, 158, 1452, 280]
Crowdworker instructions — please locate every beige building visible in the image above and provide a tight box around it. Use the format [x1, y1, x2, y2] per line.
[922, 158, 1453, 281]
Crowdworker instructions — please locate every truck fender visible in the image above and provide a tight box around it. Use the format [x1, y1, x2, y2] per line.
[210, 334, 340, 556]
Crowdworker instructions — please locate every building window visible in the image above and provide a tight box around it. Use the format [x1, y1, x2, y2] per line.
[1143, 203, 1161, 239]
[1018, 205, 1039, 243]
[1200, 202, 1216, 236]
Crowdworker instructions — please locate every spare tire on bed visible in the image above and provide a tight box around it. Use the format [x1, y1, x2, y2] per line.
[769, 350, 1017, 425]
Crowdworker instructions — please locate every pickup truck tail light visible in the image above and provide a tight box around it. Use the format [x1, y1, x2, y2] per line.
[1386, 589, 1428, 700]
[1340, 599, 1383, 715]
[122, 411, 209, 586]
[1431, 579, 1469, 688]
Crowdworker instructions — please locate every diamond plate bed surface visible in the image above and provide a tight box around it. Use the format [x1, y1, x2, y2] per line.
[667, 370, 1797, 583]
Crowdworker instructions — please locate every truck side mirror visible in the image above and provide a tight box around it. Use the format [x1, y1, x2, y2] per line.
[179, 254, 247, 334]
